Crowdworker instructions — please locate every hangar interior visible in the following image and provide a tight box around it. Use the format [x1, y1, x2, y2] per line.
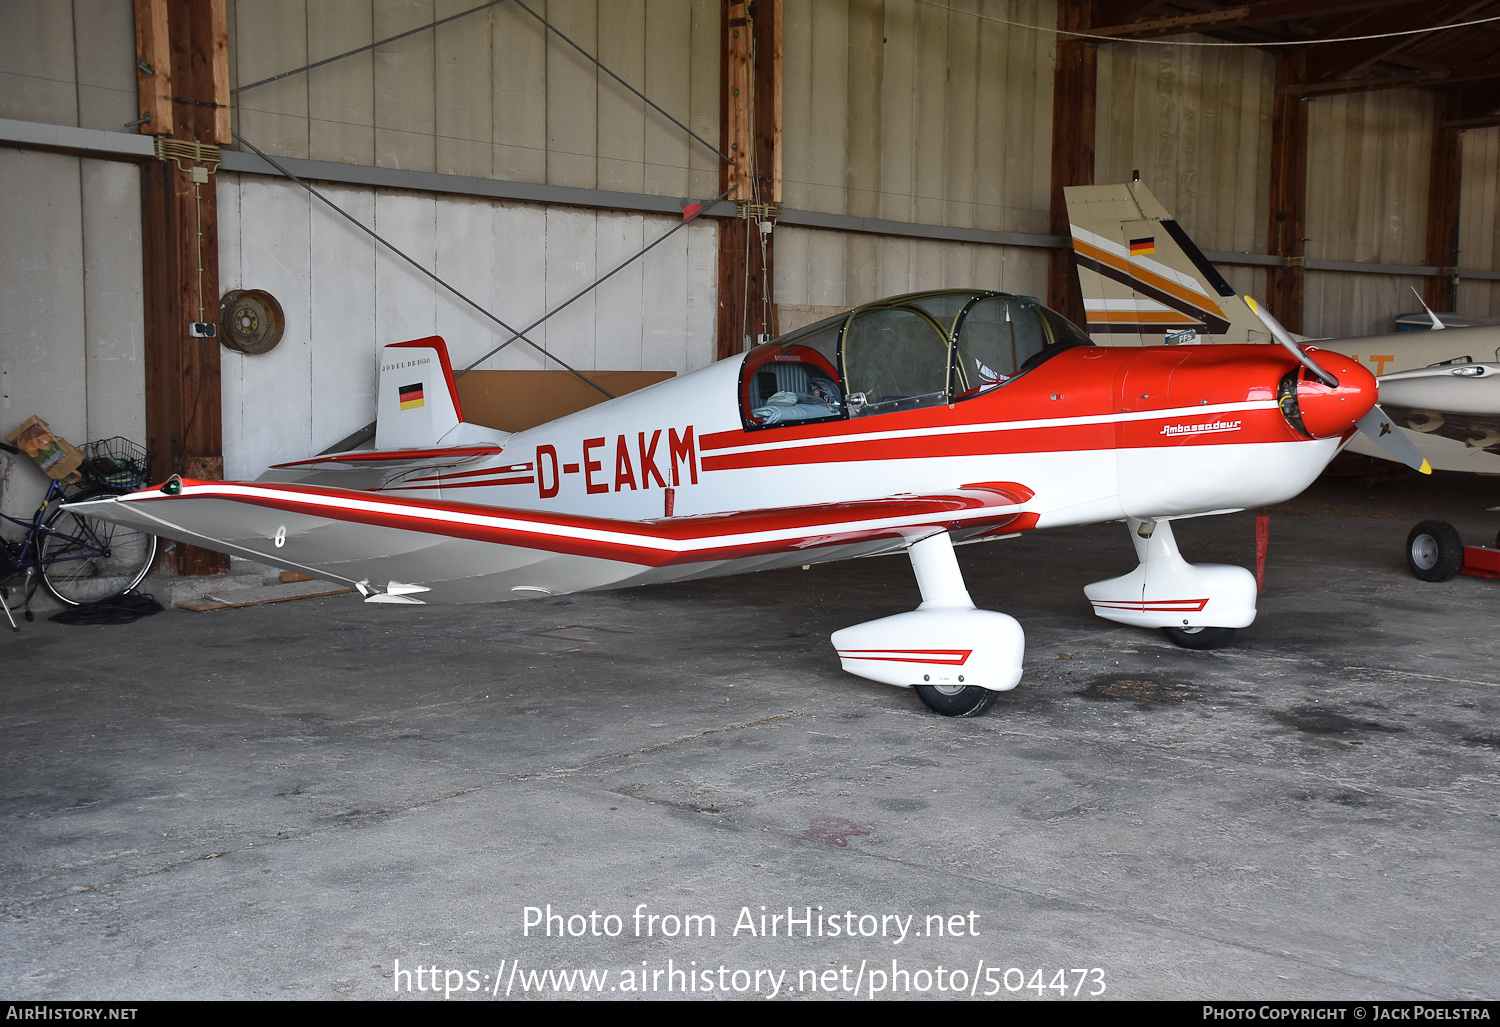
[2, 0, 1499, 1002]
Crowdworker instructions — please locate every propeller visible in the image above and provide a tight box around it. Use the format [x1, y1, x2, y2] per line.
[1243, 296, 1432, 475]
[1243, 296, 1339, 388]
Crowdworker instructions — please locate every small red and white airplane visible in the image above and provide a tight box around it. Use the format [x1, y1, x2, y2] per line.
[70, 289, 1422, 716]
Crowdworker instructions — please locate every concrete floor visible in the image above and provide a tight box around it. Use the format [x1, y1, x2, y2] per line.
[2, 467, 1497, 1001]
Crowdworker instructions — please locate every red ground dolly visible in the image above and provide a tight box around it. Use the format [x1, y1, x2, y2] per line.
[1406, 520, 1500, 581]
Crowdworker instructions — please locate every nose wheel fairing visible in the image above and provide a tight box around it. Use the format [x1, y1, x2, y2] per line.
[1084, 518, 1257, 632]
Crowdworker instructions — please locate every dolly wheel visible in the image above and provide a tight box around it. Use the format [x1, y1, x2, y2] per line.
[1407, 520, 1463, 582]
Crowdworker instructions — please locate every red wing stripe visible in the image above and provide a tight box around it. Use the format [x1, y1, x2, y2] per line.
[119, 480, 1031, 568]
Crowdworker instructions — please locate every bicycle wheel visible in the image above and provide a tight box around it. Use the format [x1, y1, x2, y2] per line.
[39, 488, 158, 606]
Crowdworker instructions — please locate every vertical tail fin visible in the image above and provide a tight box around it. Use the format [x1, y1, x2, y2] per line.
[375, 336, 465, 449]
[1064, 181, 1266, 346]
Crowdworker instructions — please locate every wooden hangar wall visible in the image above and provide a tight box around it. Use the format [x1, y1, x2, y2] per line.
[4, 0, 1500, 519]
[1459, 127, 1500, 322]
[218, 0, 723, 478]
[1094, 37, 1274, 307]
[0, 1, 145, 525]
[1094, 32, 1500, 340]
[774, 0, 1056, 322]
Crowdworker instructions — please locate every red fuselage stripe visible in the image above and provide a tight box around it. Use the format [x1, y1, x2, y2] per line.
[701, 412, 1290, 471]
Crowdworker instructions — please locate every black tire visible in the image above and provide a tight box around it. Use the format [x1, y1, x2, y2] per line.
[1406, 520, 1463, 582]
[913, 683, 1000, 717]
[1161, 625, 1236, 650]
[38, 488, 158, 606]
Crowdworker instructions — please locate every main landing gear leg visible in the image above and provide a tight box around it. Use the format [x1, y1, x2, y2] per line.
[830, 531, 1024, 717]
[1082, 518, 1256, 650]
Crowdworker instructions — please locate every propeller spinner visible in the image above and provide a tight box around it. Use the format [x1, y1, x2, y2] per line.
[1244, 296, 1431, 475]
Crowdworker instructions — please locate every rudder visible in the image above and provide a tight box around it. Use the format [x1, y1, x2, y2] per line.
[1064, 181, 1266, 347]
[376, 336, 465, 449]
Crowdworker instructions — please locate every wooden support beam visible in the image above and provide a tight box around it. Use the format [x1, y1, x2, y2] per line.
[716, 0, 780, 361]
[1289, 60, 1500, 97]
[202, 0, 231, 145]
[1451, 79, 1500, 122]
[1267, 53, 1308, 334]
[1301, 1, 1490, 87]
[1048, 0, 1097, 327]
[1424, 90, 1463, 312]
[723, 0, 752, 201]
[141, 0, 229, 576]
[756, 0, 783, 208]
[132, 0, 173, 135]
[1090, 0, 1166, 27]
[1093, 0, 1412, 41]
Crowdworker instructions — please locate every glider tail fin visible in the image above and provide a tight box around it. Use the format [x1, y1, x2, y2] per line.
[375, 336, 467, 449]
[1063, 181, 1266, 346]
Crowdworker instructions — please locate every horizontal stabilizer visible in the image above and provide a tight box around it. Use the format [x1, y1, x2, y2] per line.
[269, 445, 503, 473]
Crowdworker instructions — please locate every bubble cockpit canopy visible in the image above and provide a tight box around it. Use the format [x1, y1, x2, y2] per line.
[739, 290, 1093, 430]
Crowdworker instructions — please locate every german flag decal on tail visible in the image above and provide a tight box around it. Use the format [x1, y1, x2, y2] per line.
[1064, 181, 1267, 345]
[376, 336, 466, 450]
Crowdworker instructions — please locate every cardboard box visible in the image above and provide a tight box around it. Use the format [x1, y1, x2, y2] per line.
[5, 416, 84, 483]
[455, 370, 677, 433]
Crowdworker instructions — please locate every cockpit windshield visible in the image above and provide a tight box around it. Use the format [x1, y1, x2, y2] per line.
[737, 290, 1092, 430]
[842, 305, 951, 416]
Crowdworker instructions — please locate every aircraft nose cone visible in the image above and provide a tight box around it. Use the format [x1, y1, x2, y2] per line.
[1293, 350, 1378, 439]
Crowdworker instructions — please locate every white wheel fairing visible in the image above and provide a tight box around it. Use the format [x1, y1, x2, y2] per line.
[832, 608, 1025, 692]
[1085, 518, 1258, 631]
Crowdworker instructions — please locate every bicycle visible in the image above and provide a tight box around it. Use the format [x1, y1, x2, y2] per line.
[1, 436, 159, 628]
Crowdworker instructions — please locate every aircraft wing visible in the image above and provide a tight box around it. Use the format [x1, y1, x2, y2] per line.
[65, 479, 1035, 605]
[1375, 363, 1500, 454]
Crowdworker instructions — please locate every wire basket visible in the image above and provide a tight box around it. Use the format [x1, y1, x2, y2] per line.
[84, 437, 151, 491]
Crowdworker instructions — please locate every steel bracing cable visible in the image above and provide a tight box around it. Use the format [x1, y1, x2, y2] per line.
[458, 184, 736, 372]
[232, 134, 732, 452]
[232, 131, 615, 401]
[231, 0, 732, 169]
[232, 0, 514, 94]
[510, 0, 735, 167]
